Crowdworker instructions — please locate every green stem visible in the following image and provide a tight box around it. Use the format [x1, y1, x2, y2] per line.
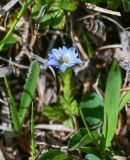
[60, 68, 72, 103]
[79, 107, 95, 141]
[0, 0, 31, 50]
[72, 115, 78, 130]
[60, 68, 79, 129]
[31, 103, 36, 160]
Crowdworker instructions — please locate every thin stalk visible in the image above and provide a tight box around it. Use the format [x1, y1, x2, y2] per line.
[0, 0, 31, 50]
[31, 103, 36, 160]
[79, 107, 95, 141]
[60, 68, 72, 103]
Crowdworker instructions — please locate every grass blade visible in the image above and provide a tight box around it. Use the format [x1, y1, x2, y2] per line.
[31, 103, 36, 160]
[119, 91, 130, 111]
[4, 76, 21, 133]
[102, 60, 122, 148]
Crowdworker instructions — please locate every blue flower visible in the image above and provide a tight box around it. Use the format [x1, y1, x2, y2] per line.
[45, 46, 83, 72]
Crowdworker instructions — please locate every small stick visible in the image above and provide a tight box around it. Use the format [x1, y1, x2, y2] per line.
[97, 44, 122, 51]
[101, 15, 124, 31]
[85, 3, 121, 16]
[0, 0, 19, 17]
[35, 124, 75, 132]
[0, 56, 28, 69]
[93, 74, 103, 99]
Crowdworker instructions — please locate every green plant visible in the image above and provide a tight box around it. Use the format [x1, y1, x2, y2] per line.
[4, 60, 40, 133]
[67, 60, 127, 159]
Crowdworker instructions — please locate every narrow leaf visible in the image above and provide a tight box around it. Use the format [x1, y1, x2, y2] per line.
[119, 91, 130, 111]
[31, 103, 36, 160]
[18, 60, 40, 125]
[102, 61, 122, 148]
[4, 76, 21, 133]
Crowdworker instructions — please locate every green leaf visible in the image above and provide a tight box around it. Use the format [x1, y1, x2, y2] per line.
[63, 118, 74, 128]
[32, 0, 78, 29]
[122, 0, 130, 12]
[44, 7, 65, 29]
[4, 76, 21, 133]
[32, 5, 65, 29]
[102, 61, 122, 148]
[35, 0, 78, 11]
[38, 150, 68, 160]
[68, 128, 100, 151]
[80, 92, 104, 127]
[35, 0, 46, 6]
[61, 68, 72, 104]
[61, 0, 79, 11]
[43, 105, 67, 121]
[66, 100, 79, 116]
[119, 91, 130, 111]
[31, 103, 36, 160]
[85, 154, 101, 160]
[18, 61, 40, 125]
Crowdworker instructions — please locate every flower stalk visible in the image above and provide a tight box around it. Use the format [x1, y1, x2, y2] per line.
[60, 68, 78, 129]
[60, 68, 72, 104]
[45, 46, 83, 129]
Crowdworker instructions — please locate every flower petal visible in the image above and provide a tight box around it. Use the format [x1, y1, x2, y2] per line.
[45, 59, 59, 66]
[62, 46, 68, 53]
[59, 65, 67, 72]
[73, 58, 83, 64]
[51, 49, 62, 60]
[68, 47, 76, 53]
[45, 46, 83, 72]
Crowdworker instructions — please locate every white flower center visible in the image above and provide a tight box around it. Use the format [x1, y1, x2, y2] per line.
[58, 54, 70, 65]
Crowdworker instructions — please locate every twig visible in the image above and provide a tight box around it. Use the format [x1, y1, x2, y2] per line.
[123, 72, 129, 88]
[97, 44, 122, 51]
[93, 74, 103, 99]
[101, 15, 125, 31]
[121, 86, 130, 91]
[0, 0, 19, 17]
[30, 5, 47, 48]
[0, 56, 28, 69]
[35, 124, 75, 132]
[85, 3, 121, 16]
[73, 34, 89, 60]
[0, 26, 6, 32]
[69, 15, 88, 60]
[0, 98, 7, 105]
[76, 12, 99, 21]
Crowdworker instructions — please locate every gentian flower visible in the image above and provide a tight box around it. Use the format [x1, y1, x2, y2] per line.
[45, 46, 83, 72]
